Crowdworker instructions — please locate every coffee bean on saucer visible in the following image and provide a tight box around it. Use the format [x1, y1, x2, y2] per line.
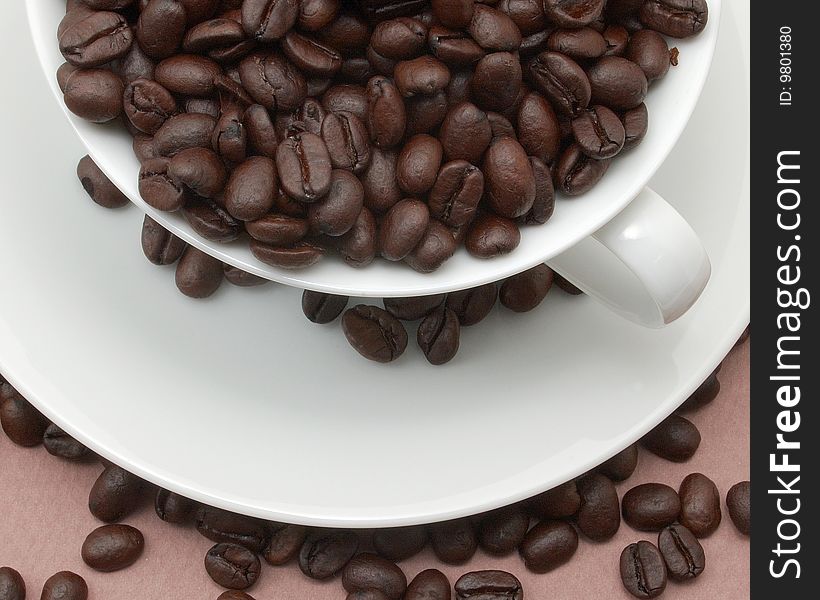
[302, 291, 350, 324]
[205, 543, 261, 590]
[89, 464, 147, 523]
[576, 473, 621, 541]
[195, 506, 270, 553]
[41, 571, 88, 600]
[477, 504, 529, 555]
[454, 570, 523, 600]
[622, 483, 681, 531]
[465, 214, 521, 259]
[155, 488, 196, 524]
[405, 568, 450, 600]
[524, 480, 581, 519]
[373, 526, 428, 562]
[499, 264, 554, 312]
[519, 519, 579, 573]
[417, 307, 461, 366]
[175, 246, 225, 299]
[1, 392, 49, 447]
[0, 567, 25, 600]
[726, 481, 750, 535]
[676, 371, 720, 413]
[640, 415, 701, 462]
[298, 530, 359, 579]
[622, 103, 649, 151]
[342, 305, 408, 363]
[620, 541, 667, 598]
[223, 265, 269, 287]
[64, 68, 125, 123]
[77, 155, 129, 209]
[658, 523, 705, 580]
[43, 423, 91, 460]
[598, 443, 639, 481]
[82, 524, 145, 572]
[679, 473, 721, 537]
[640, 0, 709, 38]
[430, 518, 477, 565]
[625, 30, 672, 82]
[342, 553, 407, 599]
[263, 523, 308, 566]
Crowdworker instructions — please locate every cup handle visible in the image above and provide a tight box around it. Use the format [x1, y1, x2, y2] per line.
[547, 187, 711, 328]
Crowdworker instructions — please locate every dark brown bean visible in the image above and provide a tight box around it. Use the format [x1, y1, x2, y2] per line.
[428, 161, 484, 227]
[242, 0, 299, 42]
[298, 530, 360, 579]
[430, 518, 477, 565]
[446, 284, 497, 326]
[519, 156, 555, 225]
[384, 295, 445, 321]
[572, 105, 626, 159]
[554, 143, 611, 196]
[205, 543, 261, 589]
[250, 240, 325, 269]
[218, 592, 257, 600]
[676, 371, 720, 413]
[620, 541, 667, 598]
[405, 220, 458, 273]
[298, 0, 340, 31]
[322, 111, 371, 174]
[77, 155, 129, 209]
[339, 207, 378, 267]
[519, 520, 579, 573]
[470, 52, 522, 112]
[224, 157, 277, 221]
[465, 213, 520, 258]
[175, 246, 225, 297]
[438, 102, 492, 164]
[379, 198, 429, 261]
[82, 524, 145, 572]
[432, 0, 475, 29]
[468, 5, 522, 52]
[726, 481, 750, 536]
[123, 78, 176, 135]
[549, 27, 607, 59]
[524, 480, 581, 519]
[244, 104, 279, 159]
[40, 572, 88, 600]
[603, 24, 630, 56]
[428, 26, 485, 68]
[454, 570, 523, 600]
[139, 158, 186, 211]
[88, 465, 146, 523]
[598, 443, 639, 481]
[527, 51, 591, 116]
[367, 76, 406, 148]
[212, 105, 248, 165]
[280, 31, 343, 77]
[153, 113, 217, 157]
[622, 102, 649, 150]
[405, 569, 450, 600]
[372, 526, 428, 562]
[1, 392, 49, 447]
[322, 84, 369, 123]
[543, 0, 605, 28]
[136, 0, 187, 59]
[622, 483, 681, 531]
[239, 52, 307, 112]
[308, 169, 365, 236]
[183, 197, 240, 243]
[43, 423, 91, 460]
[59, 10, 133, 67]
[500, 264, 554, 312]
[64, 68, 125, 123]
[223, 264, 269, 287]
[168, 147, 227, 199]
[195, 506, 270, 553]
[483, 136, 535, 218]
[640, 414, 701, 462]
[263, 523, 308, 565]
[417, 306, 461, 365]
[658, 524, 705, 580]
[626, 30, 671, 81]
[517, 92, 560, 164]
[678, 473, 722, 538]
[370, 17, 427, 60]
[576, 473, 621, 541]
[276, 131, 332, 202]
[477, 505, 529, 555]
[640, 0, 708, 38]
[587, 56, 648, 111]
[301, 290, 348, 323]
[154, 54, 221, 96]
[342, 553, 407, 599]
[0, 567, 25, 600]
[155, 488, 196, 523]
[406, 91, 449, 135]
[394, 56, 451, 98]
[397, 134, 442, 195]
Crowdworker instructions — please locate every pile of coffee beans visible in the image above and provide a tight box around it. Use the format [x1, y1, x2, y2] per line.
[1, 334, 750, 599]
[57, 0, 709, 273]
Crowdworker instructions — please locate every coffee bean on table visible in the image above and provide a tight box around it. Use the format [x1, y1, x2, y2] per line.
[679, 473, 722, 538]
[622, 483, 681, 531]
[446, 284, 497, 326]
[726, 480, 750, 535]
[519, 519, 579, 573]
[76, 155, 129, 209]
[63, 68, 125, 123]
[302, 291, 349, 324]
[477, 504, 529, 555]
[640, 414, 701, 462]
[205, 543, 261, 590]
[405, 568, 450, 600]
[82, 524, 145, 572]
[342, 553, 407, 599]
[155, 488, 196, 524]
[342, 305, 408, 363]
[658, 523, 705, 580]
[676, 371, 720, 413]
[347, 592, 391, 600]
[620, 541, 667, 598]
[525, 480, 581, 519]
[218, 592, 256, 600]
[0, 566, 25, 600]
[640, 0, 709, 38]
[576, 473, 621, 541]
[175, 246, 225, 299]
[430, 518, 477, 565]
[372, 526, 428, 562]
[141, 215, 187, 266]
[1, 392, 49, 447]
[500, 264, 554, 313]
[88, 464, 146, 523]
[263, 523, 307, 566]
[298, 530, 360, 580]
[43, 423, 91, 460]
[195, 506, 270, 553]
[40, 571, 88, 600]
[466, 214, 521, 259]
[598, 443, 639, 481]
[454, 570, 523, 600]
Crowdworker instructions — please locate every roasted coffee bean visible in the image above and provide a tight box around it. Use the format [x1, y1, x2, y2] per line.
[519, 28, 551, 57]
[625, 30, 671, 82]
[247, 214, 309, 246]
[432, 0, 474, 29]
[640, 414, 701, 462]
[139, 158, 185, 211]
[40, 572, 88, 600]
[500, 264, 554, 312]
[405, 220, 458, 272]
[620, 541, 667, 598]
[182, 197, 240, 243]
[178, 0, 219, 25]
[466, 214, 520, 258]
[223, 264, 269, 287]
[195, 506, 270, 553]
[88, 464, 146, 523]
[323, 85, 369, 123]
[438, 103, 492, 164]
[315, 12, 370, 55]
[428, 26, 484, 68]
[242, 0, 299, 42]
[495, 0, 547, 36]
[404, 569, 450, 600]
[243, 105, 279, 159]
[154, 54, 221, 96]
[587, 56, 648, 111]
[430, 518, 477, 565]
[298, 530, 360, 579]
[239, 52, 307, 112]
[263, 523, 308, 565]
[302, 290, 349, 323]
[123, 79, 175, 135]
[322, 112, 371, 174]
[367, 76, 406, 148]
[136, 0, 187, 60]
[155, 488, 196, 523]
[339, 207, 378, 267]
[469, 5, 522, 52]
[82, 524, 145, 572]
[572, 105, 626, 159]
[396, 134, 442, 195]
[277, 33, 339, 78]
[483, 136, 535, 218]
[342, 305, 408, 362]
[341, 55, 375, 84]
[43, 423, 90, 460]
[678, 473, 721, 538]
[676, 371, 720, 413]
[298, 0, 340, 31]
[175, 246, 225, 297]
[346, 592, 391, 600]
[59, 10, 133, 67]
[477, 505, 529, 555]
[384, 295, 445, 320]
[444, 69, 473, 106]
[519, 520, 578, 573]
[308, 169, 365, 235]
[223, 157, 277, 221]
[598, 443, 639, 481]
[372, 526, 428, 561]
[379, 198, 429, 261]
[366, 45, 398, 77]
[57, 61, 79, 92]
[527, 51, 591, 116]
[218, 592, 256, 600]
[548, 27, 607, 59]
[470, 52, 522, 112]
[444, 284, 495, 326]
[182, 16, 247, 55]
[64, 68, 124, 123]
[276, 131, 332, 202]
[417, 306, 460, 365]
[726, 481, 750, 535]
[520, 156, 555, 225]
[554, 143, 610, 196]
[603, 24, 630, 56]
[168, 147, 227, 199]
[622, 483, 681, 531]
[428, 161, 483, 227]
[487, 112, 516, 139]
[543, 0, 605, 28]
[622, 102, 649, 150]
[212, 106, 248, 165]
[525, 480, 581, 519]
[205, 543, 261, 590]
[640, 0, 708, 38]
[516, 92, 560, 164]
[658, 524, 705, 580]
[394, 56, 451, 97]
[405, 91, 448, 135]
[0, 567, 25, 600]
[342, 553, 407, 599]
[153, 113, 217, 157]
[576, 473, 620, 541]
[370, 17, 427, 60]
[76, 155, 129, 209]
[454, 570, 523, 600]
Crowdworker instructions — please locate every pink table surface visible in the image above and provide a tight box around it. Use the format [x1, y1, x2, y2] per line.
[0, 341, 749, 600]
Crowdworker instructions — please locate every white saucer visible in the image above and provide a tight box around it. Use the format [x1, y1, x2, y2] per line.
[0, 1, 748, 527]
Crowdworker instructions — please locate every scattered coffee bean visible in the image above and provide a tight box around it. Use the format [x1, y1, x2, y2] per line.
[499, 264, 554, 312]
[195, 506, 270, 553]
[524, 480, 581, 519]
[576, 473, 621, 541]
[454, 570, 523, 600]
[620, 541, 667, 598]
[175, 246, 225, 299]
[302, 291, 349, 324]
[155, 488, 196, 524]
[218, 592, 256, 600]
[405, 568, 450, 600]
[40, 571, 88, 600]
[205, 543, 261, 590]
[446, 284, 497, 326]
[263, 523, 307, 566]
[658, 523, 705, 580]
[384, 295, 445, 321]
[298, 530, 360, 580]
[141, 215, 187, 266]
[77, 155, 129, 208]
[372, 526, 428, 562]
[1, 392, 49, 447]
[223, 265, 269, 287]
[88, 464, 146, 523]
[417, 306, 461, 365]
[342, 553, 407, 599]
[43, 423, 90, 460]
[726, 480, 750, 535]
[622, 483, 681, 531]
[342, 305, 408, 362]
[640, 414, 701, 462]
[0, 567, 25, 600]
[519, 519, 579, 573]
[598, 443, 639, 481]
[679, 473, 721, 538]
[676, 370, 720, 413]
[82, 524, 145, 572]
[430, 518, 478, 565]
[477, 504, 529, 555]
